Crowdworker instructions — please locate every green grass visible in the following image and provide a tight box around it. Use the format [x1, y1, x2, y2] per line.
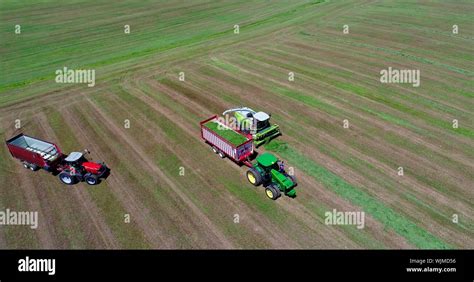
[0, 135, 40, 248]
[237, 48, 473, 139]
[1, 0, 472, 249]
[203, 120, 248, 146]
[47, 107, 151, 248]
[0, 0, 313, 91]
[265, 140, 451, 249]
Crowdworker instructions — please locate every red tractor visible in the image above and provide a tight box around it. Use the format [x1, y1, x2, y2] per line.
[6, 133, 109, 185]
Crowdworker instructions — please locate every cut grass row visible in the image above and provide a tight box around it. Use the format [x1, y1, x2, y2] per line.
[134, 79, 375, 248]
[265, 140, 450, 249]
[34, 128, 91, 248]
[151, 71, 412, 248]
[267, 41, 473, 130]
[74, 100, 204, 248]
[0, 130, 39, 248]
[207, 56, 472, 199]
[223, 49, 474, 165]
[0, 0, 316, 90]
[112, 83, 290, 219]
[196, 59, 471, 247]
[90, 88, 260, 247]
[238, 49, 474, 139]
[2, 118, 91, 248]
[47, 107, 151, 248]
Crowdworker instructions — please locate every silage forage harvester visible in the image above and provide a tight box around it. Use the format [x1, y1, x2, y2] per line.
[222, 107, 281, 147]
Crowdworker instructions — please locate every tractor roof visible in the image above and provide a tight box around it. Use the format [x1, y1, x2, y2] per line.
[257, 152, 278, 167]
[254, 112, 269, 121]
[64, 152, 83, 162]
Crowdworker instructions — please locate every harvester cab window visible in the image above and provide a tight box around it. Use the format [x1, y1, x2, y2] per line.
[256, 119, 270, 131]
[254, 112, 270, 131]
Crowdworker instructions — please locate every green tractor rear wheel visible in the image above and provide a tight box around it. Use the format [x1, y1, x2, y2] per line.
[246, 168, 262, 186]
[265, 185, 281, 200]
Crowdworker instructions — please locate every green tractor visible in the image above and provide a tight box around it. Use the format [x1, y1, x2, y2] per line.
[223, 107, 281, 147]
[246, 152, 297, 200]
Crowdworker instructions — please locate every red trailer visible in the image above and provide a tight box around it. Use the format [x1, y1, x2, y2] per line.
[6, 133, 109, 185]
[6, 133, 63, 171]
[200, 115, 254, 167]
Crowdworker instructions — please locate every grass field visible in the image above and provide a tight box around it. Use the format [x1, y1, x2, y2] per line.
[0, 0, 472, 249]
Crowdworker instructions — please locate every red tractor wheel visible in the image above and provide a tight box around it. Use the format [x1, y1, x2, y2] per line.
[84, 173, 99, 185]
[58, 171, 77, 185]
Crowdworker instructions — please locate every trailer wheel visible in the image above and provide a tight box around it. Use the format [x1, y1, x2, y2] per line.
[246, 168, 262, 186]
[218, 151, 225, 158]
[265, 185, 281, 200]
[29, 164, 39, 171]
[58, 171, 76, 185]
[84, 173, 99, 185]
[23, 162, 38, 171]
[211, 146, 218, 154]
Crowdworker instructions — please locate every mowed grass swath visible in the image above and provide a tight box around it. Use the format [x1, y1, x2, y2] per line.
[0, 0, 472, 249]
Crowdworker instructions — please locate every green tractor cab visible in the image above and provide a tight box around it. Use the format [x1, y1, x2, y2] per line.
[223, 107, 281, 147]
[246, 152, 297, 200]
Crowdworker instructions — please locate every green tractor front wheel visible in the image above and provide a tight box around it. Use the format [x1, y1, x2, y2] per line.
[265, 185, 281, 200]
